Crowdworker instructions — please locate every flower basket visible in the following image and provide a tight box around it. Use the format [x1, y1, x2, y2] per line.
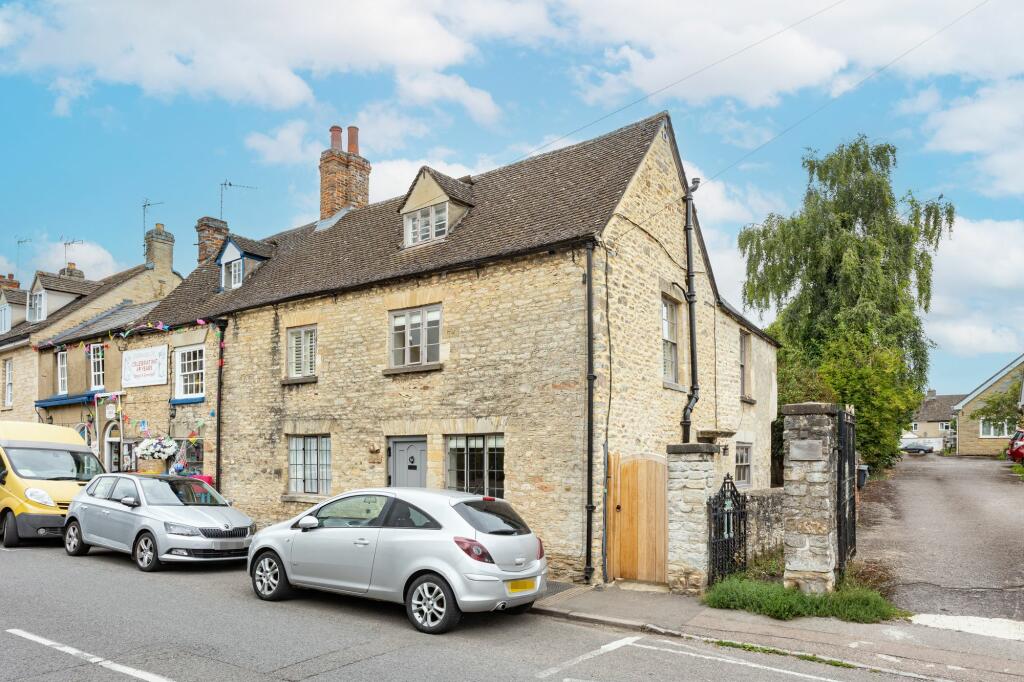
[137, 458, 166, 475]
[135, 435, 178, 476]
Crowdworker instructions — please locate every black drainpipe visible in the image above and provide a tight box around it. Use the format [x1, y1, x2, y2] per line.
[681, 179, 701, 443]
[215, 318, 228, 491]
[584, 241, 596, 583]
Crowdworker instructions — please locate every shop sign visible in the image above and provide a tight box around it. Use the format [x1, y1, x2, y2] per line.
[122, 345, 167, 387]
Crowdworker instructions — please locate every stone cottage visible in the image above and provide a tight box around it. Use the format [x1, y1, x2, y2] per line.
[953, 352, 1023, 456]
[135, 112, 779, 585]
[0, 225, 181, 455]
[909, 389, 964, 442]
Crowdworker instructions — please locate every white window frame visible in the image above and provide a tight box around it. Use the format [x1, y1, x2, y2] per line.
[287, 325, 317, 378]
[27, 291, 46, 322]
[288, 435, 331, 495]
[661, 297, 678, 384]
[3, 358, 12, 407]
[174, 344, 205, 399]
[389, 305, 441, 368]
[735, 443, 752, 487]
[223, 259, 243, 289]
[56, 351, 68, 395]
[979, 419, 1011, 439]
[910, 422, 918, 432]
[403, 202, 449, 246]
[0, 304, 9, 333]
[939, 421, 950, 432]
[739, 331, 751, 397]
[88, 344, 105, 390]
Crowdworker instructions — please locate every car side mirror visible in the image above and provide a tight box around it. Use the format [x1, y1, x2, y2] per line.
[297, 515, 319, 531]
[0, 469, 6, 485]
[120, 496, 139, 508]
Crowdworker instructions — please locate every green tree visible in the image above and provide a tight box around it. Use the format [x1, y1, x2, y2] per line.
[969, 371, 1023, 431]
[739, 136, 954, 468]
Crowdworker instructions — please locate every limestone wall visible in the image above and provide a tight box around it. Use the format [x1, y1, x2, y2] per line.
[746, 487, 784, 559]
[0, 345, 38, 422]
[957, 369, 1022, 456]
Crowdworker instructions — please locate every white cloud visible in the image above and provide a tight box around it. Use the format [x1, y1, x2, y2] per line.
[895, 86, 940, 115]
[686, 160, 787, 227]
[396, 71, 501, 125]
[369, 157, 483, 203]
[923, 80, 1024, 196]
[31, 238, 123, 280]
[48, 76, 90, 116]
[245, 120, 320, 166]
[701, 108, 774, 149]
[354, 103, 430, 155]
[925, 216, 1024, 357]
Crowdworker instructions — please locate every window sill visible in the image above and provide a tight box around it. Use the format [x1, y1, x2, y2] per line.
[170, 396, 205, 406]
[282, 375, 318, 386]
[740, 395, 757, 405]
[281, 493, 328, 504]
[663, 381, 688, 393]
[383, 362, 443, 376]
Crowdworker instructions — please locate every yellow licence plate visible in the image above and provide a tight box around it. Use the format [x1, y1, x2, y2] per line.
[507, 578, 535, 593]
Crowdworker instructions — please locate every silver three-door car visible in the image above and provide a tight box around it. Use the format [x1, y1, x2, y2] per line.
[64, 474, 255, 571]
[247, 488, 547, 633]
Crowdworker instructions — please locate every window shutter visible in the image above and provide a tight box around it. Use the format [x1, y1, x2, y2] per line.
[305, 328, 316, 375]
[289, 330, 302, 377]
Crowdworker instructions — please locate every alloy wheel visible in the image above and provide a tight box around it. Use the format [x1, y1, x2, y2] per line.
[254, 556, 279, 596]
[410, 582, 447, 628]
[65, 525, 79, 553]
[136, 536, 155, 568]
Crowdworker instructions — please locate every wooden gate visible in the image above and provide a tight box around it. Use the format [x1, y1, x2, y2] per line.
[608, 454, 667, 583]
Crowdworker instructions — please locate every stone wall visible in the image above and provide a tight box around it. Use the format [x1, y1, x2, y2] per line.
[782, 403, 840, 594]
[666, 443, 718, 593]
[746, 487, 784, 559]
[0, 345, 38, 422]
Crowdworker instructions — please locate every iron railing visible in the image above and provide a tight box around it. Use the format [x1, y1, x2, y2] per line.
[707, 474, 748, 584]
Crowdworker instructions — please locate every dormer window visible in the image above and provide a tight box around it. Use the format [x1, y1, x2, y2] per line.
[224, 259, 243, 289]
[0, 304, 9, 333]
[27, 291, 45, 322]
[404, 202, 448, 247]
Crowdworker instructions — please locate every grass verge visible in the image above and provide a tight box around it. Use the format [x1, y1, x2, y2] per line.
[1011, 463, 1024, 481]
[703, 573, 908, 623]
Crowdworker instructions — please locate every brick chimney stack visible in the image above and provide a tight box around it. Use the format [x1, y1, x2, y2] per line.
[196, 217, 229, 265]
[145, 222, 175, 273]
[319, 124, 371, 219]
[59, 262, 85, 279]
[0, 274, 19, 290]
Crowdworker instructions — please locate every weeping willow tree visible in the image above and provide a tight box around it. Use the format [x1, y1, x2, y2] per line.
[739, 136, 954, 468]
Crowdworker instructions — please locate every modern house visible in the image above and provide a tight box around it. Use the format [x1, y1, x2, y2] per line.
[953, 352, 1024, 456]
[0, 224, 182, 456]
[120, 112, 779, 585]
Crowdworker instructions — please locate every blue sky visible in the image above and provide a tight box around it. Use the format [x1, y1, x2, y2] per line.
[0, 1, 1021, 393]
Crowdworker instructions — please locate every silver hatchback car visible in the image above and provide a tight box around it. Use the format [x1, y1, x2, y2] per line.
[64, 474, 254, 571]
[247, 488, 547, 633]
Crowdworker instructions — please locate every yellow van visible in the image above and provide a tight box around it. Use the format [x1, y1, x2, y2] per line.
[0, 422, 105, 547]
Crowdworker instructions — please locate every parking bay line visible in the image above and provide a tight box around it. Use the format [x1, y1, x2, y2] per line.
[535, 636, 642, 678]
[629, 642, 844, 682]
[6, 628, 176, 682]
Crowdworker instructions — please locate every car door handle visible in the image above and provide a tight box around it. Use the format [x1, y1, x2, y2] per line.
[353, 539, 370, 546]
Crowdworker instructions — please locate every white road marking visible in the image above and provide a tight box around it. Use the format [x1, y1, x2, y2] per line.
[535, 636, 641, 678]
[911, 613, 1024, 642]
[6, 629, 176, 682]
[629, 643, 844, 682]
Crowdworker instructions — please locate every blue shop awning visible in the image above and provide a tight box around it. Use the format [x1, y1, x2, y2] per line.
[35, 391, 98, 408]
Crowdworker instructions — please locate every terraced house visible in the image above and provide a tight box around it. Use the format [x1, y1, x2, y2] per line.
[134, 112, 778, 585]
[0, 226, 181, 453]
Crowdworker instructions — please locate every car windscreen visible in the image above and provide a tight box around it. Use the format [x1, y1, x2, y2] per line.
[138, 478, 227, 506]
[2, 447, 104, 482]
[454, 499, 531, 536]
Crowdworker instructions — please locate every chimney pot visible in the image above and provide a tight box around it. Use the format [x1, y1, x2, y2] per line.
[347, 126, 359, 155]
[146, 222, 175, 272]
[195, 217, 229, 265]
[330, 125, 343, 151]
[155, 222, 164, 232]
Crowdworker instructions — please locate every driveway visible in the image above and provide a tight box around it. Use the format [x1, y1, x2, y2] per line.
[858, 454, 1024, 620]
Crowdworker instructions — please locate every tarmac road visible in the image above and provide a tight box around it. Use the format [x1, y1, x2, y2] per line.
[858, 454, 1024, 620]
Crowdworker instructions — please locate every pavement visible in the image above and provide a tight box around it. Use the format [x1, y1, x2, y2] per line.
[857, 454, 1024, 620]
[534, 581, 1024, 682]
[1, 542, 898, 682]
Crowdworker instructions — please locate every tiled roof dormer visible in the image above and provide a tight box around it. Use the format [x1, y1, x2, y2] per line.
[398, 167, 475, 248]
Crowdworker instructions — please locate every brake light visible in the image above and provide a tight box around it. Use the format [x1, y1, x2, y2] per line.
[454, 536, 495, 563]
[537, 536, 544, 560]
[482, 496, 496, 501]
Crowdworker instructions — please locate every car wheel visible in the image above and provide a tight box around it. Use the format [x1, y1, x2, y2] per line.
[505, 602, 534, 615]
[133, 532, 161, 572]
[64, 520, 89, 556]
[406, 573, 461, 634]
[1, 510, 19, 548]
[251, 551, 293, 601]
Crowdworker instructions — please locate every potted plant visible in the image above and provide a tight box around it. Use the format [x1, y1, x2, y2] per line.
[135, 436, 178, 475]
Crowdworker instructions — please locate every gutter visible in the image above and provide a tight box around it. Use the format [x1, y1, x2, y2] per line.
[215, 318, 228, 491]
[681, 179, 701, 443]
[584, 242, 596, 583]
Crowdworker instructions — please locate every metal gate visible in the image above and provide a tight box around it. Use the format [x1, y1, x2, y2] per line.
[836, 408, 857, 574]
[707, 475, 747, 584]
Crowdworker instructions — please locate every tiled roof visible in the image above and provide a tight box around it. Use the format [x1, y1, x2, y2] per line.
[418, 168, 475, 207]
[914, 394, 967, 422]
[1, 289, 26, 306]
[36, 272, 101, 296]
[151, 112, 668, 322]
[0, 265, 148, 345]
[41, 300, 161, 347]
[227, 233, 275, 259]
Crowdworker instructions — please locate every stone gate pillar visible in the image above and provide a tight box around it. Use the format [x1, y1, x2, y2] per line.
[781, 403, 840, 594]
[666, 443, 719, 594]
